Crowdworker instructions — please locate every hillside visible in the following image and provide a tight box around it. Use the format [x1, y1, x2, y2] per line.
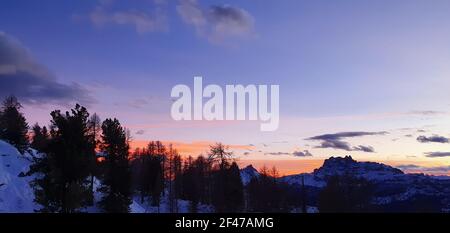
[0, 140, 37, 212]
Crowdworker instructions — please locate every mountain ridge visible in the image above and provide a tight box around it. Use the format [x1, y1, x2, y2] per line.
[242, 155, 450, 212]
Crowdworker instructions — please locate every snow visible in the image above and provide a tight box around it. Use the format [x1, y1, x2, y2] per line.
[130, 191, 214, 213]
[0, 140, 38, 213]
[130, 200, 146, 213]
[290, 206, 319, 213]
[280, 173, 326, 188]
[240, 165, 260, 185]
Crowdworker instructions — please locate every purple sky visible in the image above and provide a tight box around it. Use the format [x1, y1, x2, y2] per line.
[2, 0, 450, 174]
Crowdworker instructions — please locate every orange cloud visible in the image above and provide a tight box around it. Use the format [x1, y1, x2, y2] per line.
[130, 140, 253, 156]
[125, 120, 242, 130]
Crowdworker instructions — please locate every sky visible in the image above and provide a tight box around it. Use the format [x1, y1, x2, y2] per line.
[2, 0, 450, 175]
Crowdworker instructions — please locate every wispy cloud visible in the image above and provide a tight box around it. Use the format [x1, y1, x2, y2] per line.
[292, 150, 313, 157]
[265, 150, 313, 157]
[306, 131, 387, 152]
[417, 135, 449, 143]
[176, 0, 255, 43]
[129, 98, 149, 108]
[353, 145, 375, 153]
[407, 110, 445, 116]
[272, 141, 289, 144]
[264, 152, 290, 156]
[82, 0, 168, 34]
[0, 32, 94, 106]
[135, 129, 145, 135]
[396, 164, 450, 175]
[424, 152, 450, 158]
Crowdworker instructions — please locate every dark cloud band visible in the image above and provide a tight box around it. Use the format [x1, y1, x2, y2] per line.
[306, 131, 386, 152]
[264, 150, 313, 157]
[417, 135, 449, 143]
[424, 152, 450, 158]
[0, 32, 94, 106]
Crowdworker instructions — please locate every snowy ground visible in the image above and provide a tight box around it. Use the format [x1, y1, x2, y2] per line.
[0, 140, 38, 212]
[130, 192, 214, 213]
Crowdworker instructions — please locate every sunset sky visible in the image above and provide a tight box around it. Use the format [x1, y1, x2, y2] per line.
[2, 0, 450, 175]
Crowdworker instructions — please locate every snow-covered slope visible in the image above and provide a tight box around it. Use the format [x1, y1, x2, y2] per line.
[0, 140, 37, 212]
[280, 173, 326, 188]
[313, 156, 404, 181]
[279, 156, 405, 188]
[130, 191, 214, 213]
[240, 165, 260, 185]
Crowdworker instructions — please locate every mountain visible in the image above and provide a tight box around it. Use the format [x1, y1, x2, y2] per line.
[240, 165, 260, 185]
[277, 156, 450, 212]
[241, 156, 450, 212]
[281, 156, 404, 188]
[314, 156, 404, 179]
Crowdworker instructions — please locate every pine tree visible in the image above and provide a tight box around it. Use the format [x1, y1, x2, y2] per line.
[246, 166, 286, 212]
[318, 175, 374, 213]
[172, 152, 183, 212]
[208, 143, 232, 171]
[151, 155, 164, 211]
[182, 156, 199, 212]
[32, 104, 94, 212]
[196, 155, 211, 204]
[87, 113, 101, 204]
[31, 123, 49, 152]
[167, 145, 182, 212]
[99, 118, 131, 213]
[208, 143, 236, 212]
[224, 162, 244, 212]
[0, 95, 29, 154]
[130, 141, 166, 210]
[130, 148, 147, 204]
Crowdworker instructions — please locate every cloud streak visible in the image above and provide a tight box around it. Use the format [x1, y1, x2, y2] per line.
[408, 110, 444, 116]
[177, 0, 255, 43]
[424, 152, 450, 158]
[417, 135, 449, 143]
[396, 164, 450, 175]
[135, 130, 145, 135]
[265, 150, 313, 157]
[306, 131, 386, 152]
[292, 150, 313, 157]
[264, 152, 290, 156]
[353, 145, 375, 153]
[86, 0, 167, 34]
